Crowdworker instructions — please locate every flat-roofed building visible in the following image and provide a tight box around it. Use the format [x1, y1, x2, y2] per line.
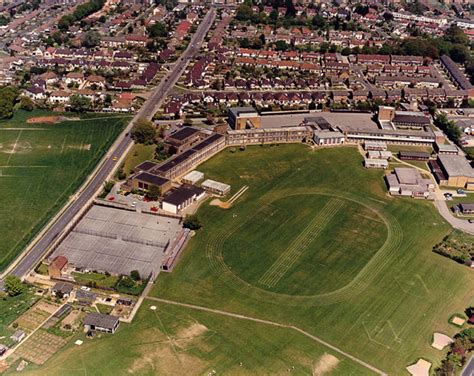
[228, 107, 261, 130]
[345, 128, 435, 145]
[364, 141, 387, 151]
[162, 185, 205, 214]
[128, 172, 172, 194]
[364, 158, 388, 169]
[313, 131, 345, 146]
[459, 203, 474, 215]
[367, 150, 392, 160]
[392, 111, 430, 130]
[201, 179, 231, 196]
[385, 167, 434, 198]
[165, 127, 202, 154]
[226, 126, 312, 146]
[435, 143, 459, 155]
[181, 170, 204, 185]
[133, 160, 158, 174]
[152, 134, 226, 180]
[437, 154, 474, 189]
[398, 150, 431, 161]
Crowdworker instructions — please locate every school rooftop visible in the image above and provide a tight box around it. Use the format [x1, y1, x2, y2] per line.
[259, 112, 378, 131]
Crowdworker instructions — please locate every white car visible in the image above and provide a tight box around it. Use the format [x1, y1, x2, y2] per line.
[81, 286, 91, 291]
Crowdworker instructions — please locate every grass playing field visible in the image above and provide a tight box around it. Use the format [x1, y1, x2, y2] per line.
[149, 145, 473, 374]
[16, 301, 371, 375]
[18, 144, 473, 375]
[0, 110, 130, 271]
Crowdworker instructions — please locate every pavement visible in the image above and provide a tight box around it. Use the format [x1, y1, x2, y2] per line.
[3, 8, 216, 280]
[433, 190, 474, 235]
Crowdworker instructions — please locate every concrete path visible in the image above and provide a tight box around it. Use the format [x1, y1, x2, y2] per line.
[433, 191, 474, 235]
[146, 296, 387, 376]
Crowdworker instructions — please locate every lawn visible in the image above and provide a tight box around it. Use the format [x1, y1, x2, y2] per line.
[0, 110, 130, 271]
[18, 301, 372, 375]
[148, 145, 473, 374]
[121, 143, 155, 178]
[18, 144, 474, 374]
[72, 272, 119, 289]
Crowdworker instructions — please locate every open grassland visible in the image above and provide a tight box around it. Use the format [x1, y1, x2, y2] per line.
[18, 301, 371, 376]
[0, 110, 130, 271]
[149, 145, 473, 374]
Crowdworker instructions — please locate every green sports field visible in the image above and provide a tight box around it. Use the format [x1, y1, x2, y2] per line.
[150, 145, 472, 374]
[20, 144, 473, 375]
[0, 111, 130, 271]
[16, 301, 371, 376]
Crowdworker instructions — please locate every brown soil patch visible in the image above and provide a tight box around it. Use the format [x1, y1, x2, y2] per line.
[209, 198, 231, 209]
[313, 354, 339, 376]
[127, 345, 205, 375]
[27, 116, 63, 124]
[15, 330, 68, 365]
[35, 301, 61, 315]
[176, 323, 207, 343]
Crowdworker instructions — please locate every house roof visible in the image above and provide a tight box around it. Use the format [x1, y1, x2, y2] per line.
[83, 312, 119, 330]
[51, 255, 68, 270]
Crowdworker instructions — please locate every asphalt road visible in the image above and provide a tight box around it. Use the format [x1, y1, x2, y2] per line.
[8, 9, 216, 279]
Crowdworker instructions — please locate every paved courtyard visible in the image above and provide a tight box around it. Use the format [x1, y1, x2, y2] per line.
[48, 205, 183, 278]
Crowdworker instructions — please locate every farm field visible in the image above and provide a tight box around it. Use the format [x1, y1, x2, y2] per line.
[17, 301, 371, 375]
[150, 145, 473, 374]
[0, 110, 130, 271]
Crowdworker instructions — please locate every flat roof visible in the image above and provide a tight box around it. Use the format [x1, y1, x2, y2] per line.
[394, 167, 422, 185]
[163, 185, 204, 206]
[182, 170, 204, 182]
[153, 149, 196, 174]
[167, 127, 200, 141]
[259, 112, 378, 131]
[134, 172, 170, 186]
[135, 160, 158, 172]
[438, 154, 474, 178]
[202, 179, 230, 192]
[229, 107, 258, 117]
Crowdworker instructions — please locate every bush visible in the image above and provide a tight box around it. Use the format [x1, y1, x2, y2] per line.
[130, 270, 140, 281]
[183, 215, 202, 230]
[5, 275, 25, 296]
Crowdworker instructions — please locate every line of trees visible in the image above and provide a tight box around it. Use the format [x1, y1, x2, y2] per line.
[58, 0, 105, 30]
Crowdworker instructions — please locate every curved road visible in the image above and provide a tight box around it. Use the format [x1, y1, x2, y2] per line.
[7, 9, 216, 278]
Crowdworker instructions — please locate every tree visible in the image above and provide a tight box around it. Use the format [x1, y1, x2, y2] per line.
[147, 22, 167, 38]
[69, 94, 91, 112]
[81, 30, 101, 48]
[19, 96, 34, 111]
[444, 25, 469, 45]
[0, 86, 19, 119]
[236, 4, 253, 21]
[183, 214, 202, 230]
[119, 276, 134, 288]
[130, 118, 156, 144]
[130, 270, 141, 281]
[146, 184, 161, 200]
[311, 15, 326, 29]
[4, 275, 25, 296]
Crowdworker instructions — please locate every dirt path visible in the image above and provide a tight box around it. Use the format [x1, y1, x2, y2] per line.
[145, 296, 387, 376]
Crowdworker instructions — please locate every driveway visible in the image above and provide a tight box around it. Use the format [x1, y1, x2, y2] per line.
[433, 190, 474, 235]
